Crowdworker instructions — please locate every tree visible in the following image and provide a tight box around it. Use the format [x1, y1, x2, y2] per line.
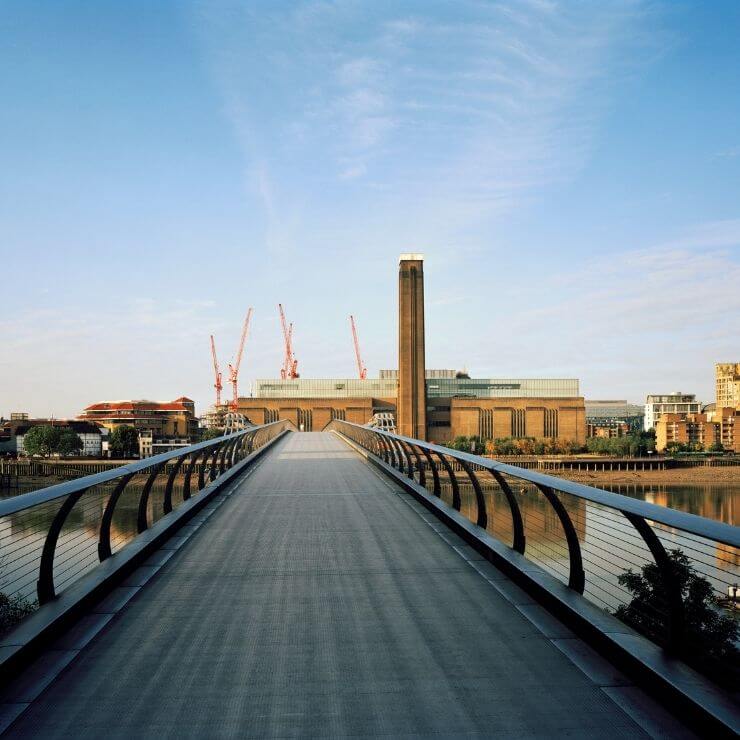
[23, 425, 62, 457]
[0, 592, 36, 635]
[616, 549, 739, 685]
[57, 430, 83, 456]
[109, 425, 139, 458]
[201, 428, 224, 441]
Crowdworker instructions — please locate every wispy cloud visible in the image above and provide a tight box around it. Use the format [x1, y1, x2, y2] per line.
[191, 0, 662, 243]
[470, 221, 740, 400]
[714, 146, 740, 159]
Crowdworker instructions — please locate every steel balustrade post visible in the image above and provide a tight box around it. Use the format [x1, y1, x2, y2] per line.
[623, 511, 685, 652]
[536, 484, 585, 593]
[208, 442, 222, 482]
[137, 462, 166, 533]
[394, 439, 409, 474]
[411, 444, 426, 488]
[163, 454, 187, 515]
[37, 488, 89, 604]
[223, 437, 238, 470]
[98, 472, 135, 561]
[436, 452, 461, 510]
[183, 449, 206, 501]
[399, 440, 415, 480]
[233, 434, 243, 460]
[235, 432, 249, 463]
[419, 446, 441, 496]
[458, 459, 487, 529]
[384, 436, 398, 468]
[490, 470, 526, 554]
[377, 435, 390, 463]
[218, 439, 231, 475]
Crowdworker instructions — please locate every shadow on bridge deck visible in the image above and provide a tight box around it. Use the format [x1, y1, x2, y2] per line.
[2, 432, 692, 738]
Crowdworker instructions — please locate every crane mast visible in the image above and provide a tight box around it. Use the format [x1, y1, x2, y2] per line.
[228, 307, 253, 410]
[210, 335, 223, 407]
[278, 304, 300, 379]
[350, 315, 367, 380]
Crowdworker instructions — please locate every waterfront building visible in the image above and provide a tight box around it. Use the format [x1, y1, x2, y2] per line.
[78, 397, 198, 457]
[585, 400, 644, 436]
[716, 363, 740, 412]
[0, 419, 103, 457]
[644, 393, 702, 431]
[78, 397, 198, 438]
[655, 408, 740, 453]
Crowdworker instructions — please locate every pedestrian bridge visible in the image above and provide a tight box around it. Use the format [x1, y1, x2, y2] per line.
[0, 425, 738, 737]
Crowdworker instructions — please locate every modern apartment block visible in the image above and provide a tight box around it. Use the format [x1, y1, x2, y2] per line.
[716, 363, 740, 412]
[644, 393, 702, 431]
[656, 409, 739, 453]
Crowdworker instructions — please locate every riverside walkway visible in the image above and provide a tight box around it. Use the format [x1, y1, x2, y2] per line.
[3, 433, 692, 737]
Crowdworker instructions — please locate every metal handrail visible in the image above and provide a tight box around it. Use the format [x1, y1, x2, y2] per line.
[0, 427, 277, 517]
[333, 422, 740, 548]
[0, 420, 291, 605]
[328, 420, 740, 653]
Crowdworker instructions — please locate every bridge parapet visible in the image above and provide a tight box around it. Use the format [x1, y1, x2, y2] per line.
[0, 421, 292, 615]
[328, 420, 740, 731]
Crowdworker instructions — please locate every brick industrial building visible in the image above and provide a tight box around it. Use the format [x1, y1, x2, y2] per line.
[236, 255, 586, 445]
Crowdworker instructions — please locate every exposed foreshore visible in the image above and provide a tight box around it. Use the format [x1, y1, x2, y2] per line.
[544, 465, 740, 486]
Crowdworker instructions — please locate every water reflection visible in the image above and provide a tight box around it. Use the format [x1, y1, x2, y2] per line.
[441, 476, 740, 615]
[1, 478, 184, 602]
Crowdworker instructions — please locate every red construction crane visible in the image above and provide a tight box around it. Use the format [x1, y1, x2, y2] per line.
[278, 304, 300, 379]
[350, 315, 367, 379]
[227, 307, 253, 410]
[210, 335, 223, 407]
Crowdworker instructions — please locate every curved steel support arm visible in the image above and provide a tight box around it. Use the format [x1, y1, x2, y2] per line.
[458, 460, 487, 529]
[137, 462, 166, 533]
[491, 470, 526, 554]
[622, 511, 685, 651]
[183, 449, 206, 502]
[379, 436, 392, 464]
[98, 472, 135, 561]
[399, 440, 416, 480]
[419, 446, 441, 496]
[163, 455, 187, 515]
[536, 484, 585, 593]
[207, 442, 222, 483]
[410, 444, 426, 488]
[436, 452, 461, 511]
[38, 487, 90, 604]
[218, 439, 231, 475]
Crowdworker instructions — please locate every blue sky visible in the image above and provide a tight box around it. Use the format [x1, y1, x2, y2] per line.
[1, 0, 738, 418]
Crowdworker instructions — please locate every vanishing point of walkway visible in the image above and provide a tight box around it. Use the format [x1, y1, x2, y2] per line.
[5, 433, 690, 738]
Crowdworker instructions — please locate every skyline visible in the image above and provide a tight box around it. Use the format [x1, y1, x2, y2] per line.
[1, 0, 739, 417]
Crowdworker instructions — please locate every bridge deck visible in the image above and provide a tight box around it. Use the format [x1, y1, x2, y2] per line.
[5, 433, 688, 738]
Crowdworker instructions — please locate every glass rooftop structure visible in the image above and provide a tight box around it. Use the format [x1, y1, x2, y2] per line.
[251, 377, 580, 399]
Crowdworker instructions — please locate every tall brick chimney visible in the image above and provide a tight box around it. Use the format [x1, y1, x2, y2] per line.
[397, 254, 426, 440]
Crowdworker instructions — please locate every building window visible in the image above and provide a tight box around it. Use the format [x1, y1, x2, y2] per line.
[298, 409, 313, 431]
[544, 409, 558, 438]
[479, 409, 493, 439]
[512, 409, 526, 438]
